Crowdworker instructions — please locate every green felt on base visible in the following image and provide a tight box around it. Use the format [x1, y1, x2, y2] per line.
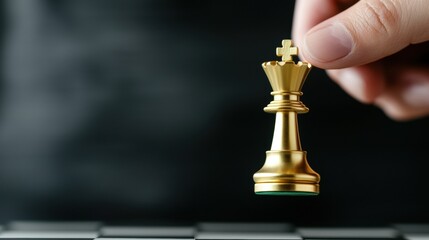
[256, 191, 318, 196]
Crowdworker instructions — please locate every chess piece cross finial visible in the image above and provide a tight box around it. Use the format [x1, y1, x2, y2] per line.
[276, 39, 298, 62]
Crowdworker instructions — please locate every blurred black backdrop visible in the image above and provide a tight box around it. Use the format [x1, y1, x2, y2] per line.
[0, 0, 428, 225]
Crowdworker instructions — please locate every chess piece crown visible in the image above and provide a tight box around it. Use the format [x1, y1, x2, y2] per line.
[253, 39, 320, 196]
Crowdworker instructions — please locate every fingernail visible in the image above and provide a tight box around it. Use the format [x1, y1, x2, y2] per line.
[304, 23, 353, 62]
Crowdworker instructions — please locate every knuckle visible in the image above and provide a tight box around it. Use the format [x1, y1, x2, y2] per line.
[384, 109, 412, 121]
[360, 0, 401, 35]
[376, 100, 416, 121]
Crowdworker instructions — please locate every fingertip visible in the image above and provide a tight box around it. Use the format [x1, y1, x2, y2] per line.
[292, 0, 344, 62]
[302, 23, 354, 68]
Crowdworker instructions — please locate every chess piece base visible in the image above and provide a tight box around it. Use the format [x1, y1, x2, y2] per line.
[253, 150, 320, 195]
[255, 183, 319, 196]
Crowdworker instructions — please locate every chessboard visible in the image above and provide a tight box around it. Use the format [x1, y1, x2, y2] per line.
[0, 222, 427, 240]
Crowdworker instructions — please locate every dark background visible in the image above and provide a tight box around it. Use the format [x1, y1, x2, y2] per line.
[0, 0, 428, 225]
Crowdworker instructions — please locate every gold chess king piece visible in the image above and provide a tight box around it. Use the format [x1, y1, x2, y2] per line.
[253, 39, 320, 196]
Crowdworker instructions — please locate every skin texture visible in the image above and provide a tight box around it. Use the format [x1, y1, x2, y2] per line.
[292, 0, 429, 121]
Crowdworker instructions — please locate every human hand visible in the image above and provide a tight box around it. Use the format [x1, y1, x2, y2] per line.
[292, 0, 429, 121]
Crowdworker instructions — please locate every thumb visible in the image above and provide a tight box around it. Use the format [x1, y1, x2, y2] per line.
[300, 0, 429, 69]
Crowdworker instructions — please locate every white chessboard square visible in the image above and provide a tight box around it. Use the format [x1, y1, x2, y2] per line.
[7, 221, 101, 231]
[298, 227, 400, 238]
[0, 231, 98, 238]
[404, 234, 429, 240]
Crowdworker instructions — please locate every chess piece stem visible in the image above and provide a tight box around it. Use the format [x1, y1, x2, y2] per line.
[271, 112, 301, 151]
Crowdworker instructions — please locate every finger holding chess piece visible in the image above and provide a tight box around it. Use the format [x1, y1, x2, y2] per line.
[253, 39, 320, 196]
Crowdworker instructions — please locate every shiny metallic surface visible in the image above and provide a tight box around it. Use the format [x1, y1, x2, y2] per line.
[253, 40, 320, 195]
